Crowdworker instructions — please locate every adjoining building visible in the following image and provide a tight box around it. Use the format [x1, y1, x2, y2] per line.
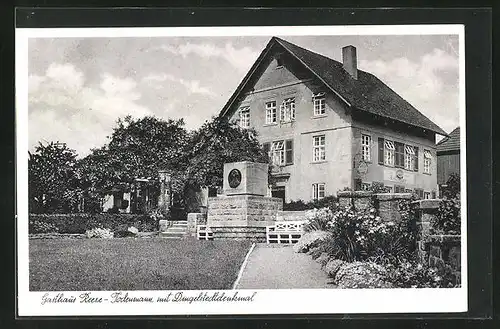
[219, 37, 448, 202]
[436, 127, 461, 192]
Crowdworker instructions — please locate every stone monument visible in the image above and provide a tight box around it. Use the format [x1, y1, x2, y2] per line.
[206, 161, 283, 241]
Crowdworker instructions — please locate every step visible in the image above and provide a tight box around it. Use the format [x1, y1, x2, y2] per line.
[170, 221, 187, 225]
[167, 228, 188, 233]
[159, 232, 187, 238]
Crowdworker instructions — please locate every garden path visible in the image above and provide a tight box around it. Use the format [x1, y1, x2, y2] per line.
[235, 244, 336, 289]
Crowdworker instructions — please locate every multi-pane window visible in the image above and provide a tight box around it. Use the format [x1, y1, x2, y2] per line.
[280, 98, 296, 123]
[423, 192, 431, 199]
[414, 188, 424, 199]
[384, 140, 395, 166]
[271, 141, 285, 165]
[313, 135, 326, 162]
[313, 92, 326, 116]
[361, 183, 371, 191]
[265, 101, 277, 124]
[239, 107, 250, 128]
[423, 149, 432, 174]
[404, 145, 416, 170]
[379, 137, 419, 171]
[264, 139, 294, 166]
[394, 185, 405, 193]
[361, 134, 371, 162]
[312, 183, 326, 200]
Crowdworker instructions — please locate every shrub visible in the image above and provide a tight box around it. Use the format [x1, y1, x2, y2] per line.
[432, 173, 461, 235]
[303, 208, 334, 232]
[303, 202, 417, 264]
[293, 231, 333, 253]
[29, 213, 158, 234]
[384, 260, 460, 288]
[324, 259, 346, 277]
[432, 198, 460, 235]
[85, 228, 114, 239]
[283, 195, 338, 211]
[29, 220, 60, 234]
[334, 261, 393, 289]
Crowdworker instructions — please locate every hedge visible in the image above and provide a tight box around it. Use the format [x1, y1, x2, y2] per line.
[29, 213, 158, 234]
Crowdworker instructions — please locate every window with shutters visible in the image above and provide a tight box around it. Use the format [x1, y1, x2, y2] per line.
[423, 149, 432, 174]
[265, 101, 277, 124]
[404, 145, 417, 170]
[312, 135, 326, 162]
[313, 92, 326, 116]
[267, 139, 293, 166]
[312, 183, 326, 200]
[384, 140, 395, 166]
[239, 107, 250, 128]
[280, 98, 296, 123]
[271, 141, 285, 165]
[361, 134, 371, 162]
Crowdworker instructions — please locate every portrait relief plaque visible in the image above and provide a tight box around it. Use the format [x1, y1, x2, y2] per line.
[228, 168, 242, 188]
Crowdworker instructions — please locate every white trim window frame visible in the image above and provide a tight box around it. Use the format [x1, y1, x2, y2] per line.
[423, 149, 432, 174]
[312, 92, 326, 116]
[239, 106, 250, 128]
[280, 97, 296, 123]
[312, 135, 326, 162]
[312, 183, 326, 200]
[271, 140, 285, 165]
[384, 140, 395, 166]
[423, 191, 431, 199]
[361, 134, 371, 162]
[404, 145, 416, 170]
[265, 101, 277, 124]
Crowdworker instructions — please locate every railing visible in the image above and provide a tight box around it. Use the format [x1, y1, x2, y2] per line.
[266, 220, 305, 244]
[196, 225, 214, 240]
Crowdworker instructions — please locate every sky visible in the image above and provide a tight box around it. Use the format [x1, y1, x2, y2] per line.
[27, 34, 460, 157]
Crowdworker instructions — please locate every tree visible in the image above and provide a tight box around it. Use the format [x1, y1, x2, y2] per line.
[79, 116, 190, 205]
[28, 141, 81, 213]
[184, 116, 270, 190]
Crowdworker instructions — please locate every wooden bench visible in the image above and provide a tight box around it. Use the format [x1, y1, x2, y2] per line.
[196, 225, 214, 240]
[266, 221, 305, 244]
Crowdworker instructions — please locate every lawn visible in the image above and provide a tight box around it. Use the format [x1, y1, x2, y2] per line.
[29, 238, 252, 291]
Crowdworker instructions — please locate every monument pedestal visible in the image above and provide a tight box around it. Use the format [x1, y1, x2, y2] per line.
[206, 161, 283, 242]
[207, 195, 283, 241]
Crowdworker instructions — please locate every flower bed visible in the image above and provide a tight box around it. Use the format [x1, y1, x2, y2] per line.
[293, 199, 460, 288]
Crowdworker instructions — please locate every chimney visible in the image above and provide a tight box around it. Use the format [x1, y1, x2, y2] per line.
[342, 45, 358, 79]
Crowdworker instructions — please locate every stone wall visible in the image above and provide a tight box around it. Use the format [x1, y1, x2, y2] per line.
[337, 191, 413, 222]
[276, 210, 307, 221]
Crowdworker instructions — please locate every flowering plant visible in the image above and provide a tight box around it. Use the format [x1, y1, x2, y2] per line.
[127, 226, 139, 234]
[85, 227, 114, 239]
[303, 208, 334, 232]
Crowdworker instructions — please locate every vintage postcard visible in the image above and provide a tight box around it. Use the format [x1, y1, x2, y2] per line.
[16, 24, 467, 316]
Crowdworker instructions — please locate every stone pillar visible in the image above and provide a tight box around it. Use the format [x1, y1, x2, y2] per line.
[412, 199, 440, 262]
[158, 172, 172, 215]
[187, 213, 206, 237]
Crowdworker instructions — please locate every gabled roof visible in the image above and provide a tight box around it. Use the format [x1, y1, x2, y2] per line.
[437, 127, 460, 153]
[219, 36, 448, 136]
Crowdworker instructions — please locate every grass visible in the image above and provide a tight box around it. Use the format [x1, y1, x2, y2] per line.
[29, 238, 252, 291]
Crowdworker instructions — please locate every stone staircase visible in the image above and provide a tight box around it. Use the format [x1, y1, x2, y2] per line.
[159, 221, 188, 239]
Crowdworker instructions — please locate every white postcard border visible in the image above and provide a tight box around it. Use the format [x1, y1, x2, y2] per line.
[16, 24, 467, 316]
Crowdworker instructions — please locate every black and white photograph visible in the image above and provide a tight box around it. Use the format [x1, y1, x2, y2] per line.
[16, 23, 467, 316]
